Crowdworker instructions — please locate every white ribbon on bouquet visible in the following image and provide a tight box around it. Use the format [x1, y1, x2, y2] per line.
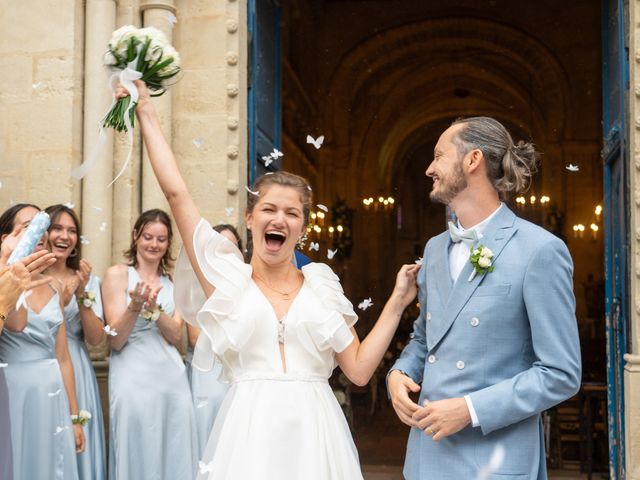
[70, 59, 142, 186]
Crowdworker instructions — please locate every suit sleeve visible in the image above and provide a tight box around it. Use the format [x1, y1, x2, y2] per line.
[468, 236, 582, 435]
[389, 243, 429, 384]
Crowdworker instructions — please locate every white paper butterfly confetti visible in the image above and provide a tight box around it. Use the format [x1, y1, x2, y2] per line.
[476, 443, 505, 480]
[48, 389, 62, 397]
[270, 148, 283, 158]
[32, 82, 44, 90]
[104, 325, 118, 337]
[63, 202, 75, 209]
[225, 207, 234, 217]
[196, 397, 209, 409]
[327, 248, 337, 260]
[166, 11, 177, 28]
[198, 461, 215, 474]
[0, 363, 7, 368]
[80, 235, 90, 246]
[54, 426, 69, 435]
[306, 135, 324, 149]
[245, 186, 259, 196]
[308, 242, 319, 252]
[192, 137, 204, 149]
[262, 155, 273, 167]
[358, 298, 374, 311]
[317, 204, 328, 212]
[99, 222, 107, 232]
[92, 206, 103, 212]
[565, 164, 579, 172]
[415, 257, 423, 266]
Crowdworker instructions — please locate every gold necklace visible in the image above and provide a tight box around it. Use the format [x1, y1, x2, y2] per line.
[252, 270, 298, 300]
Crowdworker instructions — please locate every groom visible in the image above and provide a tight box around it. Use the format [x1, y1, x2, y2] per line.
[388, 117, 581, 479]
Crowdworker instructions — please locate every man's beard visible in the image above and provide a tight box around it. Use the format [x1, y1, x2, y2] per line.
[429, 160, 467, 205]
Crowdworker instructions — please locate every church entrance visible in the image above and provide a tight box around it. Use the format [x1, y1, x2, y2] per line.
[251, 0, 609, 476]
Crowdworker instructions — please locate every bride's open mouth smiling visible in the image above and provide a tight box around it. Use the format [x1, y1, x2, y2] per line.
[264, 230, 286, 253]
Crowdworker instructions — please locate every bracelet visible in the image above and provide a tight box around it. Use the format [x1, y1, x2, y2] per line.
[142, 305, 163, 322]
[77, 291, 96, 309]
[71, 410, 92, 426]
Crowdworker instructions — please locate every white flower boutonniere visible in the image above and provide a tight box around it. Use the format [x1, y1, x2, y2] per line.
[468, 245, 494, 282]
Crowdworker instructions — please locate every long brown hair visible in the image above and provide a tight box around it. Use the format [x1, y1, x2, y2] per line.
[123, 209, 174, 275]
[45, 204, 82, 270]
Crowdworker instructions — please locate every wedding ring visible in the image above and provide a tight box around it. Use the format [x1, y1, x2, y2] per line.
[426, 427, 434, 436]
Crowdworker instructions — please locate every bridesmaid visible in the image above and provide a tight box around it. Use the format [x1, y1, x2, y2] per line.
[0, 203, 84, 480]
[0, 239, 57, 480]
[44, 204, 106, 480]
[179, 223, 241, 456]
[103, 208, 197, 480]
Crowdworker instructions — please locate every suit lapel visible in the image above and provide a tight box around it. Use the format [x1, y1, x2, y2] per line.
[431, 234, 452, 305]
[427, 206, 518, 351]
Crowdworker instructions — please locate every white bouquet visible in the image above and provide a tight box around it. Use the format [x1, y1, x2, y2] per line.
[102, 25, 181, 132]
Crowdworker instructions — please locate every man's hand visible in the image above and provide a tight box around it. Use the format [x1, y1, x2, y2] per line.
[412, 397, 471, 441]
[388, 370, 421, 427]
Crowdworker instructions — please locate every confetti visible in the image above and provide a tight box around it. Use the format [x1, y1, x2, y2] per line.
[262, 155, 273, 167]
[358, 298, 374, 311]
[327, 248, 337, 260]
[192, 137, 204, 149]
[32, 82, 44, 90]
[225, 207, 234, 217]
[15, 290, 32, 311]
[54, 426, 69, 435]
[245, 186, 259, 196]
[104, 325, 117, 337]
[0, 180, 3, 190]
[415, 257, 423, 266]
[48, 389, 62, 397]
[565, 164, 579, 172]
[92, 206, 103, 212]
[317, 204, 328, 212]
[306, 135, 324, 149]
[308, 242, 319, 252]
[99, 222, 107, 232]
[476, 444, 505, 480]
[270, 148, 283, 158]
[196, 397, 209, 409]
[166, 11, 177, 27]
[0, 363, 7, 368]
[63, 202, 75, 209]
[80, 235, 90, 246]
[198, 461, 215, 474]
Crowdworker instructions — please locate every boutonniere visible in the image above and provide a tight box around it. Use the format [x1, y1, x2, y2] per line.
[468, 245, 494, 282]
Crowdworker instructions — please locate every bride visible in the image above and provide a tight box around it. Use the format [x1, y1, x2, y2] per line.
[120, 80, 419, 479]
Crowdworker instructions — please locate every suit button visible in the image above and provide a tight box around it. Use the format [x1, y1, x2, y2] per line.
[456, 360, 465, 370]
[428, 355, 436, 364]
[426, 312, 432, 321]
[470, 317, 480, 327]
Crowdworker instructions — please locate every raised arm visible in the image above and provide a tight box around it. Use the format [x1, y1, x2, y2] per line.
[336, 263, 419, 386]
[121, 80, 212, 297]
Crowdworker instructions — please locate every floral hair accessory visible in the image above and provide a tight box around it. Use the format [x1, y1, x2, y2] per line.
[71, 410, 92, 426]
[468, 245, 494, 282]
[77, 291, 97, 309]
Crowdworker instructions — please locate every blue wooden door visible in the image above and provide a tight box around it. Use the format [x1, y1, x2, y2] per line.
[602, 0, 629, 478]
[247, 0, 282, 186]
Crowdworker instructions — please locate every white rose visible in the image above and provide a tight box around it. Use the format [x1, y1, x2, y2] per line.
[478, 257, 492, 269]
[480, 246, 493, 257]
[472, 248, 480, 256]
[79, 410, 92, 420]
[83, 298, 93, 308]
[104, 50, 119, 67]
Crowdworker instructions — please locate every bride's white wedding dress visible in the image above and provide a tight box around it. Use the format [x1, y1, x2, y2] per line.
[174, 219, 364, 480]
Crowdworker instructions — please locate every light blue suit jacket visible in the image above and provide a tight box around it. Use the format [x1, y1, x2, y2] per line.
[391, 206, 581, 480]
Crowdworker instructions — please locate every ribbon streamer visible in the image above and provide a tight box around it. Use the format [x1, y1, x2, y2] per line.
[71, 60, 142, 186]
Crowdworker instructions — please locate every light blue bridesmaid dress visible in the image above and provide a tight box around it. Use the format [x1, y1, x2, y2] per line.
[0, 369, 13, 480]
[64, 274, 106, 480]
[186, 346, 229, 456]
[0, 289, 79, 480]
[108, 267, 197, 480]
